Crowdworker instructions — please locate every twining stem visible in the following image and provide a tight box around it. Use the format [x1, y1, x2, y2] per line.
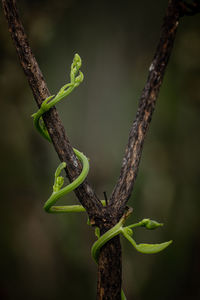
[1, 0, 103, 225]
[3, 1, 199, 299]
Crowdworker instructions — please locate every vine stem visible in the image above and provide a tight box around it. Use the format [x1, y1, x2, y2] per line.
[1, 0, 103, 225]
[97, 1, 199, 299]
[1, 1, 122, 298]
[2, 0, 199, 299]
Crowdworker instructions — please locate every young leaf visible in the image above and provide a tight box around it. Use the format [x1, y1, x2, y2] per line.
[133, 241, 172, 254]
[122, 227, 172, 254]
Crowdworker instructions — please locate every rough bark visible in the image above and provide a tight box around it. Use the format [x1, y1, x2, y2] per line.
[1, 0, 103, 224]
[97, 236, 122, 299]
[1, 0, 122, 298]
[109, 0, 200, 219]
[2, 0, 199, 299]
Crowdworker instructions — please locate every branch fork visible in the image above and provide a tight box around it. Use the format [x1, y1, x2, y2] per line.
[2, 0, 199, 299]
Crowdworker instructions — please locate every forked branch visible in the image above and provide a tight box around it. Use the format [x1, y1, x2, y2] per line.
[2, 0, 199, 299]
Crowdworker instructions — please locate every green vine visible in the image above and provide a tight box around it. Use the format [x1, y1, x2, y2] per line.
[32, 53, 172, 300]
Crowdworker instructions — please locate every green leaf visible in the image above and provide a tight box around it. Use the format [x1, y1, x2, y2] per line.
[95, 227, 100, 238]
[122, 227, 172, 254]
[133, 240, 172, 254]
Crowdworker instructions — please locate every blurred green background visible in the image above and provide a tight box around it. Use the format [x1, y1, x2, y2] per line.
[0, 0, 200, 299]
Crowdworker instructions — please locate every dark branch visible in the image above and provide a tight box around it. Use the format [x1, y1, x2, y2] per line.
[109, 0, 200, 218]
[3, 0, 199, 299]
[1, 1, 123, 299]
[179, 0, 200, 16]
[1, 0, 103, 224]
[97, 235, 122, 299]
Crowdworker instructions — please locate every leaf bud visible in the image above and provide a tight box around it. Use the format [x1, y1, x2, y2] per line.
[142, 218, 163, 230]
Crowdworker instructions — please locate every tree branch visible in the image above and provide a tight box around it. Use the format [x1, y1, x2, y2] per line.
[1, 0, 103, 225]
[2, 0, 199, 299]
[1, 1, 123, 297]
[109, 0, 200, 218]
[179, 0, 200, 16]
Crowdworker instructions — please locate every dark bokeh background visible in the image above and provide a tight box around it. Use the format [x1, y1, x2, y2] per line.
[0, 0, 200, 299]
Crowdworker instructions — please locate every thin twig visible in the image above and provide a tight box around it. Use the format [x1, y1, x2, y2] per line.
[109, 0, 200, 218]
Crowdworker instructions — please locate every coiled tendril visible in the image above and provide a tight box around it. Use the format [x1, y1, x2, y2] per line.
[32, 53, 172, 300]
